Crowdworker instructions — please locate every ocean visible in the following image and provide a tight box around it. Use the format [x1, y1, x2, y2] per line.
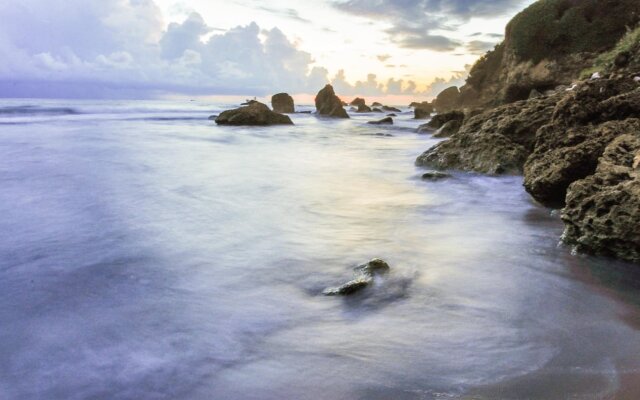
[1, 99, 640, 399]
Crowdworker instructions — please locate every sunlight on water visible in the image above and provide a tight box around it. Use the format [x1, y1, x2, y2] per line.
[1, 99, 640, 400]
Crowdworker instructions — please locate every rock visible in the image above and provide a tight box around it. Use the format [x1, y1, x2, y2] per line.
[215, 102, 293, 126]
[368, 117, 393, 125]
[421, 171, 451, 181]
[433, 120, 463, 138]
[271, 93, 295, 113]
[426, 111, 465, 130]
[315, 85, 349, 118]
[241, 100, 258, 106]
[416, 94, 560, 174]
[591, 72, 602, 80]
[356, 104, 372, 113]
[382, 105, 401, 112]
[208, 115, 217, 120]
[433, 86, 461, 112]
[372, 102, 383, 107]
[323, 278, 370, 296]
[372, 108, 383, 113]
[323, 259, 391, 296]
[414, 108, 432, 119]
[524, 119, 640, 206]
[615, 51, 632, 68]
[350, 98, 366, 107]
[529, 89, 543, 99]
[561, 134, 640, 262]
[387, 113, 397, 117]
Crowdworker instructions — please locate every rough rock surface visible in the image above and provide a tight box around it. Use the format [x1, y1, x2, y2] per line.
[315, 85, 349, 118]
[324, 259, 391, 296]
[215, 102, 293, 126]
[561, 134, 640, 262]
[423, 111, 465, 131]
[525, 118, 640, 206]
[416, 94, 560, 174]
[368, 117, 393, 125]
[432, 120, 463, 138]
[271, 93, 295, 113]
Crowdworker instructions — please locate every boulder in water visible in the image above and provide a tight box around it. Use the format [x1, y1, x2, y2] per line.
[382, 105, 401, 112]
[215, 102, 293, 126]
[271, 93, 295, 114]
[356, 104, 372, 113]
[315, 85, 349, 118]
[433, 86, 461, 112]
[368, 117, 393, 125]
[372, 102, 383, 107]
[421, 171, 452, 180]
[350, 97, 366, 107]
[323, 258, 391, 296]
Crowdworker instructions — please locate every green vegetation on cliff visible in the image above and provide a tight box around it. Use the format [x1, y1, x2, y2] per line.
[583, 25, 640, 76]
[507, 0, 640, 64]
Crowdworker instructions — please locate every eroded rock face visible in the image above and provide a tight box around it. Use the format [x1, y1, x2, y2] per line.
[416, 94, 560, 174]
[562, 134, 640, 262]
[432, 120, 463, 138]
[215, 102, 293, 126]
[315, 85, 349, 118]
[524, 119, 640, 206]
[271, 93, 295, 114]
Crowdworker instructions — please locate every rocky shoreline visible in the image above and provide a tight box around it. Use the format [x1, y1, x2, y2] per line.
[415, 0, 640, 263]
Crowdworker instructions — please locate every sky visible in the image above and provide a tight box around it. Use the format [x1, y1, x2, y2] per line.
[0, 0, 535, 101]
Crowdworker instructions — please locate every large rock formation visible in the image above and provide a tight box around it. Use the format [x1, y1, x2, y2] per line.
[315, 85, 349, 118]
[416, 93, 560, 174]
[524, 75, 640, 206]
[562, 134, 640, 262]
[433, 86, 461, 112]
[215, 102, 293, 126]
[271, 93, 294, 114]
[459, 0, 640, 108]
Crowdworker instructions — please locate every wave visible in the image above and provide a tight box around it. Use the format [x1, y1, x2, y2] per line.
[0, 105, 80, 116]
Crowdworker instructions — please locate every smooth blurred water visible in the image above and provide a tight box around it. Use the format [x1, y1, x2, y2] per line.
[1, 99, 640, 400]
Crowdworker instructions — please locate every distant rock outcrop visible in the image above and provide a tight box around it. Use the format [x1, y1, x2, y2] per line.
[215, 102, 293, 126]
[271, 93, 294, 114]
[368, 117, 393, 125]
[433, 86, 461, 113]
[315, 85, 349, 118]
[350, 97, 366, 107]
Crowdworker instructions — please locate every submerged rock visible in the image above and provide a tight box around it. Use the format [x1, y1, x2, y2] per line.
[368, 117, 393, 125]
[271, 93, 295, 114]
[372, 108, 383, 113]
[315, 85, 349, 118]
[323, 258, 391, 296]
[382, 105, 401, 112]
[421, 171, 451, 181]
[215, 102, 293, 126]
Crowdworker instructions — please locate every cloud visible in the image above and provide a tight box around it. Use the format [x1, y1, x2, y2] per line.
[467, 40, 498, 55]
[0, 1, 332, 97]
[256, 6, 312, 24]
[0, 0, 468, 99]
[333, 0, 525, 51]
[422, 64, 472, 97]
